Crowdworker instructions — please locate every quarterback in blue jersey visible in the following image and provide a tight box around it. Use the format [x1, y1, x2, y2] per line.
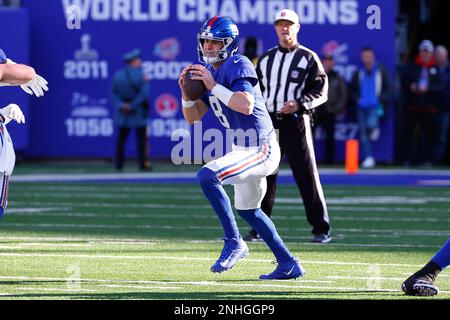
[178, 16, 304, 280]
[402, 238, 450, 296]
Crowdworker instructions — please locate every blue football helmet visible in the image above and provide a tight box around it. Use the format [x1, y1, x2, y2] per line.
[197, 16, 239, 65]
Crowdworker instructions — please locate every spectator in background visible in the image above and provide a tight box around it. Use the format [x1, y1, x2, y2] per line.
[349, 47, 390, 169]
[316, 53, 347, 165]
[243, 36, 260, 66]
[402, 40, 443, 166]
[110, 48, 151, 172]
[434, 45, 450, 165]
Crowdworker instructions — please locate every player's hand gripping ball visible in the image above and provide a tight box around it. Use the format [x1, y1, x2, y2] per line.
[182, 69, 207, 101]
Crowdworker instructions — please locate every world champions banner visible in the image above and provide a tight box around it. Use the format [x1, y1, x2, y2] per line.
[18, 0, 396, 161]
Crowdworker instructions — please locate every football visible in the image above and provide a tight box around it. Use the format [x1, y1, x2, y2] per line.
[182, 70, 207, 101]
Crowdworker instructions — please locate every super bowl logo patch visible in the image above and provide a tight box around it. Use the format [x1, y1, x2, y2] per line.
[291, 70, 299, 79]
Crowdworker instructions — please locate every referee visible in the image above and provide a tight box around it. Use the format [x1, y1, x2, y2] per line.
[245, 9, 331, 243]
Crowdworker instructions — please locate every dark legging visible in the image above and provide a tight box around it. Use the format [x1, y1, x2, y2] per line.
[115, 126, 148, 170]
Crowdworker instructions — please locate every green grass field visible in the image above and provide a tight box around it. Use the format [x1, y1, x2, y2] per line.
[0, 175, 449, 300]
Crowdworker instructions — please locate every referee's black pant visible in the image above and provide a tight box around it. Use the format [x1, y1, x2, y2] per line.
[258, 112, 331, 236]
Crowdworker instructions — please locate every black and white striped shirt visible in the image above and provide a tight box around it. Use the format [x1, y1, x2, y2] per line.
[256, 44, 328, 113]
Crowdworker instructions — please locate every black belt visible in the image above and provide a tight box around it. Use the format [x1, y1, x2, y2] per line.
[270, 112, 299, 120]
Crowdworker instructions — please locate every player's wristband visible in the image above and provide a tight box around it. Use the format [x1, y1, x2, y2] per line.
[211, 84, 233, 106]
[182, 99, 195, 109]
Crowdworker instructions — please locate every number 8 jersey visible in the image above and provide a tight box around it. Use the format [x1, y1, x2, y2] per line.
[201, 54, 275, 148]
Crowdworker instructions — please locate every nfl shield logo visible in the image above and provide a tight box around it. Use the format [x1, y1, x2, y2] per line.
[291, 70, 299, 79]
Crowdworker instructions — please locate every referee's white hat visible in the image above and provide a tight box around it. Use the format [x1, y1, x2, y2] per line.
[274, 9, 299, 25]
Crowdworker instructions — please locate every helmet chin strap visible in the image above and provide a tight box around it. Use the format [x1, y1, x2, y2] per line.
[204, 56, 220, 64]
[203, 49, 227, 64]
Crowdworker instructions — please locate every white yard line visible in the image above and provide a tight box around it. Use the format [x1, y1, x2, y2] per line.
[0, 243, 95, 248]
[8, 201, 213, 210]
[0, 241, 440, 250]
[12, 168, 450, 181]
[6, 207, 72, 213]
[327, 276, 409, 281]
[0, 235, 444, 249]
[9, 210, 450, 223]
[98, 284, 181, 290]
[14, 191, 450, 205]
[12, 172, 198, 182]
[6, 284, 449, 295]
[9, 201, 450, 215]
[12, 185, 202, 193]
[319, 206, 450, 213]
[16, 192, 206, 201]
[2, 222, 448, 237]
[0, 234, 444, 250]
[284, 238, 443, 248]
[0, 253, 428, 268]
[16, 287, 98, 292]
[14, 185, 450, 201]
[0, 275, 332, 289]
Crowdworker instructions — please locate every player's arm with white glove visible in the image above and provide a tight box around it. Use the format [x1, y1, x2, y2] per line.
[0, 50, 48, 97]
[0, 104, 25, 125]
[0, 49, 35, 85]
[0, 63, 36, 86]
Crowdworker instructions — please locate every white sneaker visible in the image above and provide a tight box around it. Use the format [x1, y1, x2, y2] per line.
[361, 156, 375, 168]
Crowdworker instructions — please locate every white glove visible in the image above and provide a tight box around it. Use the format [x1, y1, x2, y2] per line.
[20, 74, 49, 97]
[4, 58, 49, 97]
[0, 104, 25, 124]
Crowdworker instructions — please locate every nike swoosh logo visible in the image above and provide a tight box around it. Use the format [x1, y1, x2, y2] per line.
[284, 266, 296, 276]
[234, 58, 242, 64]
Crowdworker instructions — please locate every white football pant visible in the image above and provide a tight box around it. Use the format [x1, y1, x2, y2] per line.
[204, 134, 280, 210]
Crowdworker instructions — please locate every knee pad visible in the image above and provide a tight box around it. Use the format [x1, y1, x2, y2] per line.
[197, 167, 219, 186]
